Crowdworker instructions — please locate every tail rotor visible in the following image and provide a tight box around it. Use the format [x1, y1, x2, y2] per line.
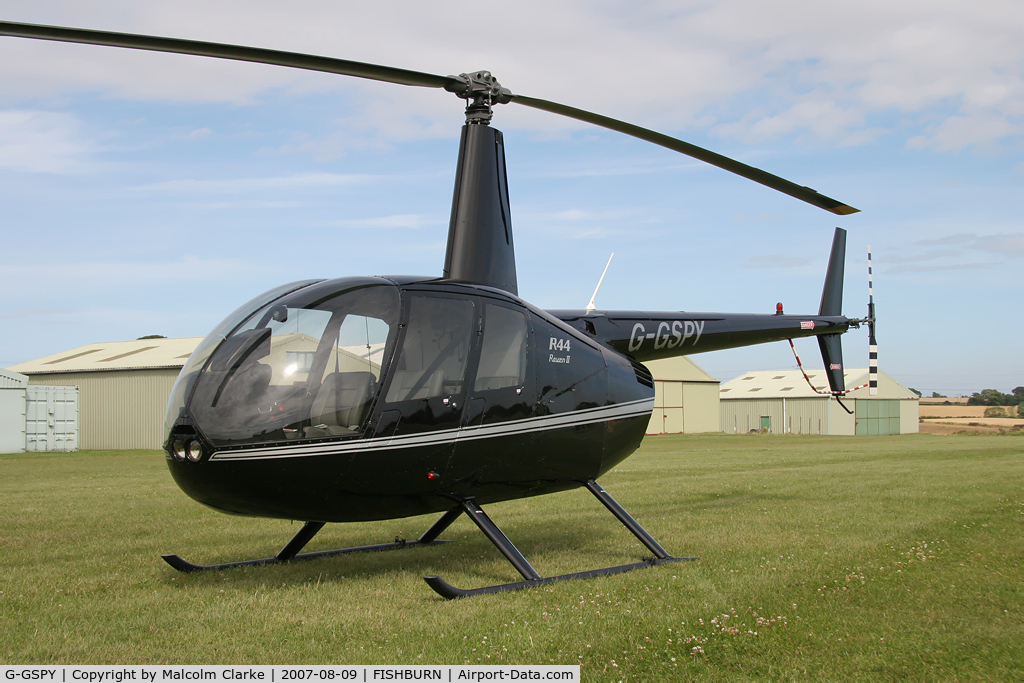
[788, 230, 879, 407]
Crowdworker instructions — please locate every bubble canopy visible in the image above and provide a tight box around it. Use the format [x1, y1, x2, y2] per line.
[165, 277, 401, 449]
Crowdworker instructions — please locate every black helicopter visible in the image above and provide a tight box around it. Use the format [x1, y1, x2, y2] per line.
[2, 21, 869, 599]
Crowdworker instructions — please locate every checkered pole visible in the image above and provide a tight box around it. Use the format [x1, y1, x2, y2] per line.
[868, 245, 877, 396]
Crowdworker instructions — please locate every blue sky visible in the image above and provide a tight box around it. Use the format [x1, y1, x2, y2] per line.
[1, 1, 1022, 396]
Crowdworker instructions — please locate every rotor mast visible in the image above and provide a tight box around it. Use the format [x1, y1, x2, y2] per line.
[441, 72, 519, 295]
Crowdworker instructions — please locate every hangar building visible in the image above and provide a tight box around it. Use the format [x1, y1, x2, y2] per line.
[8, 338, 201, 450]
[643, 356, 720, 434]
[719, 368, 919, 435]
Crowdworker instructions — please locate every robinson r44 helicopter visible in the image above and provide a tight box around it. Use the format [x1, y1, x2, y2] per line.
[2, 20, 874, 598]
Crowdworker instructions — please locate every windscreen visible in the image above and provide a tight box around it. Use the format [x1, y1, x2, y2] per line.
[186, 279, 400, 447]
[163, 279, 323, 441]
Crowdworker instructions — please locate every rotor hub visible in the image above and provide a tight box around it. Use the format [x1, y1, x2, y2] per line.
[445, 71, 513, 124]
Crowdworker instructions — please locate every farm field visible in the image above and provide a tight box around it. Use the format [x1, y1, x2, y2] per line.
[920, 405, 1021, 419]
[919, 405, 998, 418]
[1, 434, 1021, 679]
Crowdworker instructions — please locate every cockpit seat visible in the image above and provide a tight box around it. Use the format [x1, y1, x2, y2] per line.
[304, 371, 375, 437]
[220, 359, 272, 409]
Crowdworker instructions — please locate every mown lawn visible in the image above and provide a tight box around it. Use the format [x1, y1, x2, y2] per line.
[1, 433, 1021, 680]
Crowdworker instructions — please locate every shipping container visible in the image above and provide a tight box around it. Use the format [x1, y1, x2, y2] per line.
[25, 385, 79, 452]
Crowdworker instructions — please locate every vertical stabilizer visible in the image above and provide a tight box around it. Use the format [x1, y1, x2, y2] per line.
[818, 228, 847, 393]
[819, 227, 846, 316]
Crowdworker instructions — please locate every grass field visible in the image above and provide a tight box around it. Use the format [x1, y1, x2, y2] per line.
[1, 434, 1021, 679]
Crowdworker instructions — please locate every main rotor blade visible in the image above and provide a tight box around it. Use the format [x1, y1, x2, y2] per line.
[511, 95, 859, 216]
[0, 20, 454, 89]
[2, 21, 858, 215]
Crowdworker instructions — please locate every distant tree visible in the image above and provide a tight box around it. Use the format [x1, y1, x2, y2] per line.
[930, 391, 947, 398]
[137, 335, 166, 340]
[968, 389, 1014, 406]
[909, 387, 922, 396]
[1013, 386, 1024, 405]
[1019, 403, 1024, 418]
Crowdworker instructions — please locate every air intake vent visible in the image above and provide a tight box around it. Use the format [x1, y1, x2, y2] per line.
[631, 361, 654, 388]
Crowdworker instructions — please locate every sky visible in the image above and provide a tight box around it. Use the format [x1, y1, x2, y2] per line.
[1, 0, 1022, 397]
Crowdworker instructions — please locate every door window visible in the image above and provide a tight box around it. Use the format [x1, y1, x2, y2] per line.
[474, 304, 528, 392]
[385, 296, 475, 403]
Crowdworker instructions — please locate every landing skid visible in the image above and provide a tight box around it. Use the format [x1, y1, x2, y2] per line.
[162, 505, 461, 573]
[422, 479, 696, 599]
[425, 557, 682, 599]
[162, 480, 694, 598]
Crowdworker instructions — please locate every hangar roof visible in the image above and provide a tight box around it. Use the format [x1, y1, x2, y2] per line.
[8, 337, 203, 375]
[719, 368, 917, 400]
[643, 356, 718, 383]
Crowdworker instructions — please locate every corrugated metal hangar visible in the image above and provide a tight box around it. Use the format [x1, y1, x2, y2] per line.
[642, 356, 720, 434]
[8, 338, 201, 450]
[719, 368, 919, 435]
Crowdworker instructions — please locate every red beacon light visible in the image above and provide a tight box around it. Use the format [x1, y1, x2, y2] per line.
[776, 302, 784, 315]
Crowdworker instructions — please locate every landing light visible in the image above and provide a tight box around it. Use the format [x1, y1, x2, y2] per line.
[186, 441, 203, 462]
[171, 440, 186, 461]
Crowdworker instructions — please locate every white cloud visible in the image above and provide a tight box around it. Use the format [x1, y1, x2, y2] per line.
[331, 214, 443, 229]
[0, 255, 260, 293]
[714, 99, 872, 145]
[909, 232, 1024, 256]
[0, 109, 97, 173]
[906, 115, 1024, 151]
[171, 127, 212, 140]
[884, 231, 1024, 275]
[2, 0, 1021, 153]
[129, 172, 381, 195]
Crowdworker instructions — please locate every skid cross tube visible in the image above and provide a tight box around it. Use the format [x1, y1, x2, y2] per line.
[162, 514, 453, 573]
[423, 482, 695, 599]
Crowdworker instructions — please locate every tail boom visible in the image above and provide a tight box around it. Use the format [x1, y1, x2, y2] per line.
[549, 310, 851, 363]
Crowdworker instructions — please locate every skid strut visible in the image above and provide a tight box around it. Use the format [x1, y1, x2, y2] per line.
[162, 510, 460, 573]
[423, 479, 695, 599]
